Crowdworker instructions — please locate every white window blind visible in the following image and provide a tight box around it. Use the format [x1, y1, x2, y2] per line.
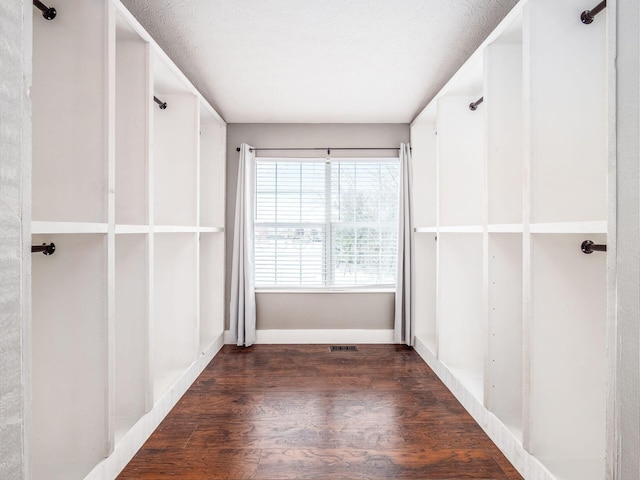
[255, 158, 399, 288]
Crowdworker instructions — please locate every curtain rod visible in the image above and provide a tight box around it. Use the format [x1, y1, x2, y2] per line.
[469, 96, 484, 111]
[235, 147, 403, 153]
[154, 96, 167, 110]
[33, 0, 56, 20]
[581, 0, 606, 24]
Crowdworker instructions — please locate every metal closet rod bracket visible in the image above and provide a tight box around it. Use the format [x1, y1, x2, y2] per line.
[581, 0, 606, 24]
[154, 96, 167, 110]
[581, 240, 607, 254]
[33, 0, 56, 20]
[469, 96, 484, 111]
[32, 243, 56, 255]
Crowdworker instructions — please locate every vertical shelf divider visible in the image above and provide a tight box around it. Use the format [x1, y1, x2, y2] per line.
[146, 46, 156, 415]
[106, 0, 117, 456]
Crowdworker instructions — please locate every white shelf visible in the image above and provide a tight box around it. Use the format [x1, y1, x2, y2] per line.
[114, 423, 134, 447]
[414, 226, 438, 233]
[153, 225, 199, 233]
[115, 224, 151, 234]
[437, 225, 484, 233]
[31, 221, 108, 234]
[199, 331, 225, 355]
[33, 464, 98, 480]
[497, 411, 523, 444]
[152, 368, 189, 404]
[415, 333, 437, 356]
[539, 457, 605, 480]
[530, 221, 607, 234]
[199, 226, 225, 233]
[447, 366, 484, 403]
[488, 224, 523, 233]
[152, 226, 224, 233]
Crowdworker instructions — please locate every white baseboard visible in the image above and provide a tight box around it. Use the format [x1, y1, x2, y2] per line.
[84, 333, 225, 480]
[224, 328, 395, 345]
[413, 335, 557, 480]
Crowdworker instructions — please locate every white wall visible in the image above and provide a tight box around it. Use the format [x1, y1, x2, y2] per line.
[225, 123, 409, 332]
[0, 1, 31, 478]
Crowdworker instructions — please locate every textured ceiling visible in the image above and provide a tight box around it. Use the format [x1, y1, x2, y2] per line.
[120, 0, 519, 123]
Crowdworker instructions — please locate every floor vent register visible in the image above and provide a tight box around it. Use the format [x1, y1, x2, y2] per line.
[330, 345, 358, 352]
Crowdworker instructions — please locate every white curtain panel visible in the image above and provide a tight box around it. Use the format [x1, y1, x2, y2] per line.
[229, 143, 257, 347]
[394, 143, 415, 346]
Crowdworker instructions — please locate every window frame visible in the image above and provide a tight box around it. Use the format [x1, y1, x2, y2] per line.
[253, 156, 400, 292]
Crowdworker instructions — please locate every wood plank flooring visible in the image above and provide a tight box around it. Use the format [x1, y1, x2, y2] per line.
[118, 344, 522, 480]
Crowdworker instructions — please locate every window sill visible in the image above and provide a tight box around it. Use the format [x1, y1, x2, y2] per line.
[255, 288, 396, 294]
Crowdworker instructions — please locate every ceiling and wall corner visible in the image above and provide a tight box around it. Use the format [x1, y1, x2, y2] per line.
[120, 0, 519, 123]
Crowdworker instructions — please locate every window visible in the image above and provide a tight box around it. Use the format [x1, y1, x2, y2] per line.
[254, 157, 399, 289]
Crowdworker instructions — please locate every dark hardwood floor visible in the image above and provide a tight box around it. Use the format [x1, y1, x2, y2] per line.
[118, 344, 522, 480]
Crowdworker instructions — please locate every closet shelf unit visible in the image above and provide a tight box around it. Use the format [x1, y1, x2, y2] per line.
[30, 1, 227, 479]
[411, 1, 608, 480]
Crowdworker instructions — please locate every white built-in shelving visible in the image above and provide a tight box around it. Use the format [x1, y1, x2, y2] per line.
[30, 1, 226, 479]
[411, 1, 608, 479]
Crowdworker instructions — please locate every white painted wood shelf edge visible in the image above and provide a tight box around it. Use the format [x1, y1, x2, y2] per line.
[529, 221, 607, 234]
[537, 457, 605, 480]
[488, 224, 524, 233]
[151, 226, 225, 233]
[438, 225, 484, 233]
[414, 226, 438, 233]
[199, 227, 225, 233]
[114, 224, 150, 234]
[415, 225, 525, 233]
[31, 221, 109, 234]
[414, 333, 437, 356]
